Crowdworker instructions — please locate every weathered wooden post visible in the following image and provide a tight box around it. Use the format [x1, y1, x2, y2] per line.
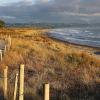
[19, 64, 24, 100]
[8, 35, 11, 47]
[14, 73, 18, 100]
[7, 35, 11, 50]
[4, 66, 8, 100]
[43, 83, 50, 100]
[3, 45, 7, 56]
[0, 50, 3, 61]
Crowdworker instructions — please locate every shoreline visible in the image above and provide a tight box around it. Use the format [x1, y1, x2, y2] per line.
[45, 33, 100, 58]
[46, 32, 100, 50]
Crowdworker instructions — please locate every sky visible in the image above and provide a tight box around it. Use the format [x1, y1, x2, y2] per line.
[0, 0, 100, 23]
[0, 0, 37, 4]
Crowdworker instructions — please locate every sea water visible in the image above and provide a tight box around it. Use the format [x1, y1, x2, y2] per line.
[48, 27, 100, 48]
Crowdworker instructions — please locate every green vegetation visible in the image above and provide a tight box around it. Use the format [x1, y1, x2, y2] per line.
[0, 20, 5, 28]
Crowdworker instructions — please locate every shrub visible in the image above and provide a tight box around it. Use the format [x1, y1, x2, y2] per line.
[0, 20, 5, 27]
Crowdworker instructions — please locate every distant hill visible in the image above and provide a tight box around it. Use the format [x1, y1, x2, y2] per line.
[6, 23, 100, 28]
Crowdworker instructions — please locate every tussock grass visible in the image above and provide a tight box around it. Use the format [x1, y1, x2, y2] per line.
[0, 28, 100, 100]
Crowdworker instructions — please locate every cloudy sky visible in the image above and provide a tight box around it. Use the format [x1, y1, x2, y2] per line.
[0, 0, 100, 23]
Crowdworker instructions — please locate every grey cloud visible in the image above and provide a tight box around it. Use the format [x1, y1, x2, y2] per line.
[0, 0, 100, 23]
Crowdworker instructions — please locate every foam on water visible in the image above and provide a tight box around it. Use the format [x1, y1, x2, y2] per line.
[48, 28, 100, 48]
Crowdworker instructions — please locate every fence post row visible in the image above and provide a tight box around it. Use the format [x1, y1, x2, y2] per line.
[3, 64, 50, 100]
[4, 66, 8, 100]
[1, 34, 51, 100]
[43, 83, 50, 100]
[14, 73, 18, 100]
[19, 64, 24, 100]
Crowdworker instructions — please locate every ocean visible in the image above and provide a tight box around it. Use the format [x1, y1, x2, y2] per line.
[48, 27, 100, 48]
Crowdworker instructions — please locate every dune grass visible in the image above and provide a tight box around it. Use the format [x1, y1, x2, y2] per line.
[0, 28, 100, 100]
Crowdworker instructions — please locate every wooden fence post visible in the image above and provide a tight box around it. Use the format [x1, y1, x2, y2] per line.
[14, 73, 18, 100]
[3, 45, 7, 56]
[7, 36, 11, 50]
[4, 66, 8, 100]
[43, 83, 50, 100]
[19, 64, 24, 100]
[0, 50, 3, 61]
[8, 36, 11, 47]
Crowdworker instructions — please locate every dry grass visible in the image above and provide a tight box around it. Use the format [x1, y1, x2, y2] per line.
[0, 28, 100, 100]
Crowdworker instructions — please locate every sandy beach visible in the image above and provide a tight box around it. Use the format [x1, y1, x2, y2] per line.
[47, 33, 100, 60]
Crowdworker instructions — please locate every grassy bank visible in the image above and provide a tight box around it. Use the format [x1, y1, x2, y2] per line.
[0, 28, 100, 100]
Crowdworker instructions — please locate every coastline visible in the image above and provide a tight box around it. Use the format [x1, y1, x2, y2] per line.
[45, 33, 100, 59]
[46, 32, 100, 49]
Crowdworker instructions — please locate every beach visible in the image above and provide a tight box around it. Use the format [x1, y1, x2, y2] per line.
[46, 32, 100, 60]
